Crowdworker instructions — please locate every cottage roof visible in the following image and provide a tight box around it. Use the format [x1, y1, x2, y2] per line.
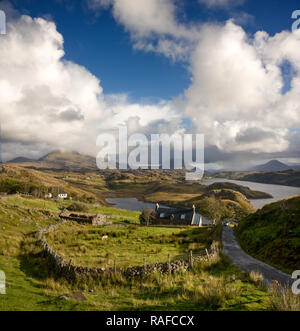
[156, 207, 195, 222]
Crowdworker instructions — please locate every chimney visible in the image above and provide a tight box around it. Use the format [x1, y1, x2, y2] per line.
[155, 203, 159, 212]
[192, 204, 196, 214]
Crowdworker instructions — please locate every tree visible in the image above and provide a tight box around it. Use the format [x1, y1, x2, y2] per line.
[198, 197, 224, 225]
[139, 207, 156, 226]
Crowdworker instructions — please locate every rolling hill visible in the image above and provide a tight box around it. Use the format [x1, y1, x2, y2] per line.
[236, 195, 300, 274]
[7, 151, 97, 171]
[0, 164, 107, 203]
[241, 170, 300, 187]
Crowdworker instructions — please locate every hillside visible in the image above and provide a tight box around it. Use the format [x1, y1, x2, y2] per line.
[0, 195, 273, 311]
[241, 170, 300, 187]
[1, 158, 272, 222]
[252, 160, 291, 172]
[212, 169, 300, 188]
[7, 151, 97, 171]
[206, 182, 272, 199]
[186, 189, 255, 221]
[236, 196, 300, 274]
[39, 151, 97, 170]
[0, 164, 107, 204]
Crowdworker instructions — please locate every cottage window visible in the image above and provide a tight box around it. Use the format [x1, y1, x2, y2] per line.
[181, 214, 185, 220]
[160, 213, 165, 218]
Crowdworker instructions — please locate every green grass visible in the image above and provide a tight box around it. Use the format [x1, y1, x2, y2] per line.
[236, 195, 300, 274]
[3, 195, 64, 212]
[0, 195, 296, 311]
[45, 224, 214, 269]
[2, 196, 141, 223]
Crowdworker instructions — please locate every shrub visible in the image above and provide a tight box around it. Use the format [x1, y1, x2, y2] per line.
[249, 270, 264, 284]
[268, 285, 300, 311]
[67, 202, 88, 212]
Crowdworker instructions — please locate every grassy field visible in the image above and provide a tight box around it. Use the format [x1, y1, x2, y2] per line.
[0, 195, 298, 311]
[236, 195, 300, 274]
[45, 224, 215, 269]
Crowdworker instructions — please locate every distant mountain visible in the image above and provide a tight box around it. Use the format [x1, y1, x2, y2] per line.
[38, 151, 97, 170]
[251, 160, 291, 172]
[8, 157, 36, 163]
[7, 151, 97, 171]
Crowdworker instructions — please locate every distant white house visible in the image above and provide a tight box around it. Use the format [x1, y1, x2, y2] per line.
[45, 193, 53, 199]
[57, 193, 68, 199]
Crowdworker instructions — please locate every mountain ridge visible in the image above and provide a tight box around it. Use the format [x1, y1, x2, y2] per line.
[251, 160, 291, 172]
[6, 151, 97, 171]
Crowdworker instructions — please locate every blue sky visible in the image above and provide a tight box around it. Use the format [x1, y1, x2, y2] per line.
[1, 0, 300, 167]
[9, 0, 300, 101]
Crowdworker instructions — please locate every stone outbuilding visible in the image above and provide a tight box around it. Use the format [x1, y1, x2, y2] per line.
[59, 210, 111, 225]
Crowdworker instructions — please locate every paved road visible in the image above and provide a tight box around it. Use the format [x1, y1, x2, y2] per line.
[222, 226, 292, 286]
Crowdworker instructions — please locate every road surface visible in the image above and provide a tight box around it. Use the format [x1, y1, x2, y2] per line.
[222, 226, 292, 286]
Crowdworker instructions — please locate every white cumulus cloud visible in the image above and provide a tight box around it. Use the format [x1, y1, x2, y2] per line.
[1, 1, 300, 166]
[184, 21, 300, 153]
[0, 14, 178, 160]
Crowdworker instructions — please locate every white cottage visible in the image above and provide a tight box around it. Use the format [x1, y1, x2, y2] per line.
[57, 193, 68, 199]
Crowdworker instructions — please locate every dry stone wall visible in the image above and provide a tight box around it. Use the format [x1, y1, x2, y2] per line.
[38, 222, 219, 281]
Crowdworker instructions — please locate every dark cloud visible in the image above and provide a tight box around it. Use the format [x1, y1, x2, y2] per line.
[235, 127, 277, 144]
[58, 109, 84, 122]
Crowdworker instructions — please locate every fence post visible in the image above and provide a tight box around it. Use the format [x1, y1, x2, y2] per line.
[168, 254, 170, 273]
[114, 260, 117, 274]
[189, 250, 193, 268]
[144, 258, 146, 271]
[205, 248, 210, 260]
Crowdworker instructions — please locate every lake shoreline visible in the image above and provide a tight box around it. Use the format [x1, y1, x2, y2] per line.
[201, 178, 300, 209]
[106, 178, 300, 212]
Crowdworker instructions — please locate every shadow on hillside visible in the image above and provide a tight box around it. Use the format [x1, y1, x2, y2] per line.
[18, 232, 60, 282]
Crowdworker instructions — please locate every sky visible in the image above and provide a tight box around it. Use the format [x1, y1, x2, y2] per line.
[0, 0, 300, 170]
